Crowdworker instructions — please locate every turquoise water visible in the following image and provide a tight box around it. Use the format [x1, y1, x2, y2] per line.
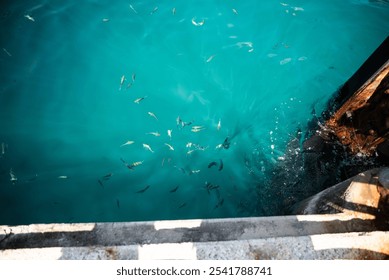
[0, 0, 388, 225]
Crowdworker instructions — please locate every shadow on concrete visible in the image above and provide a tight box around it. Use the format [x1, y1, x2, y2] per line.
[0, 217, 376, 250]
[291, 168, 389, 231]
[0, 213, 388, 259]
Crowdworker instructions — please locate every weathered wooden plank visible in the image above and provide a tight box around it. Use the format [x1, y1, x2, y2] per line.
[326, 61, 389, 155]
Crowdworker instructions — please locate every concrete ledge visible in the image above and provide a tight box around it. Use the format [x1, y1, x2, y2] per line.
[0, 214, 377, 250]
[1, 231, 388, 260]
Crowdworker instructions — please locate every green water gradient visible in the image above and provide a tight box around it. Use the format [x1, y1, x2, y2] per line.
[0, 0, 388, 225]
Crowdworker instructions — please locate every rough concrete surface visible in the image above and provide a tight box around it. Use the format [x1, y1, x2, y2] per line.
[0, 214, 378, 250]
[0, 231, 388, 260]
[0, 213, 388, 260]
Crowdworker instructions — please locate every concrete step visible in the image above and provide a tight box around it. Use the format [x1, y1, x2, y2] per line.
[1, 214, 388, 259]
[0, 214, 379, 249]
[1, 231, 388, 260]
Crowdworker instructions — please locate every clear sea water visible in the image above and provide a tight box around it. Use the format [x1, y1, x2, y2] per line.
[0, 0, 388, 225]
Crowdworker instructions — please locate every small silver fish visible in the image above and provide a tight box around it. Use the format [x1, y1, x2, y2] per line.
[1, 142, 5, 156]
[135, 185, 150, 193]
[214, 198, 224, 209]
[187, 149, 196, 155]
[120, 140, 135, 147]
[206, 54, 216, 63]
[217, 119, 221, 130]
[178, 203, 187, 209]
[102, 173, 113, 180]
[215, 144, 223, 149]
[146, 132, 160, 137]
[126, 161, 143, 170]
[167, 129, 172, 140]
[191, 126, 205, 133]
[142, 143, 154, 153]
[186, 142, 193, 148]
[181, 120, 192, 127]
[132, 161, 143, 166]
[132, 73, 136, 82]
[10, 169, 17, 184]
[237, 41, 253, 48]
[102, 18, 109, 22]
[172, 7, 176, 15]
[126, 82, 133, 89]
[134, 96, 147, 104]
[2, 48, 12, 57]
[191, 18, 205, 26]
[176, 116, 182, 127]
[24, 15, 35, 22]
[119, 75, 126, 90]
[280, 57, 292, 65]
[192, 125, 204, 130]
[196, 145, 208, 151]
[232, 8, 238, 15]
[150, 6, 158, 15]
[58, 175, 68, 179]
[147, 112, 158, 121]
[222, 137, 231, 149]
[174, 166, 186, 174]
[164, 143, 174, 151]
[129, 4, 138, 14]
[218, 159, 224, 171]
